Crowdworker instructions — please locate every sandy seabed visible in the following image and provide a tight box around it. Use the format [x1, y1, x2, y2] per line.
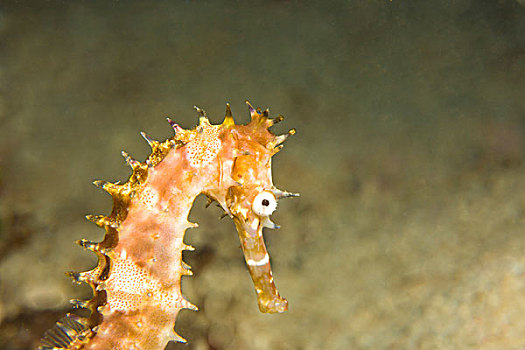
[0, 1, 524, 349]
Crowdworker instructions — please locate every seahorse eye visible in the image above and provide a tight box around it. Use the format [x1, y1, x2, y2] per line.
[252, 191, 277, 217]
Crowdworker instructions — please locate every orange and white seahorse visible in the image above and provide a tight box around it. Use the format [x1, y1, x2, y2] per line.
[39, 101, 297, 350]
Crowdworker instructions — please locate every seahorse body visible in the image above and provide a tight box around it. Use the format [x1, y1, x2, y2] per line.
[39, 102, 297, 350]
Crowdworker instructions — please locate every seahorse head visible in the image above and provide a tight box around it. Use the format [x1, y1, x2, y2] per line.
[222, 102, 297, 313]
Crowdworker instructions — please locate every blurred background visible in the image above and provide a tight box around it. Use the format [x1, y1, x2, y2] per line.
[0, 1, 524, 349]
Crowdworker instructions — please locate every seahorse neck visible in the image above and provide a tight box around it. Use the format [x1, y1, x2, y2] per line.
[114, 146, 217, 285]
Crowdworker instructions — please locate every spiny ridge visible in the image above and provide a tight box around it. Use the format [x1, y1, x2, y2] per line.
[168, 329, 187, 344]
[193, 105, 206, 118]
[222, 103, 235, 127]
[121, 150, 142, 169]
[182, 243, 195, 251]
[272, 188, 300, 199]
[270, 128, 296, 148]
[180, 298, 198, 311]
[92, 180, 122, 196]
[245, 100, 273, 128]
[166, 117, 184, 134]
[69, 298, 89, 309]
[272, 115, 284, 125]
[66, 270, 92, 285]
[243, 101, 295, 151]
[85, 214, 118, 228]
[144, 137, 178, 168]
[181, 260, 193, 276]
[76, 239, 100, 252]
[140, 131, 159, 148]
[246, 100, 257, 119]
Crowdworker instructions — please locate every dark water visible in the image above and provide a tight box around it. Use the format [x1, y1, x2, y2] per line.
[0, 1, 524, 349]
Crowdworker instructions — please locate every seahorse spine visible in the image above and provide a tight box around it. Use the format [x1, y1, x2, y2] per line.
[39, 102, 297, 350]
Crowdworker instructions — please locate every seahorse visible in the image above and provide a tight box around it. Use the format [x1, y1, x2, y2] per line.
[38, 102, 297, 350]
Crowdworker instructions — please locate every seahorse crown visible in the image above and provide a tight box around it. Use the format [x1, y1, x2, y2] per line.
[39, 102, 297, 350]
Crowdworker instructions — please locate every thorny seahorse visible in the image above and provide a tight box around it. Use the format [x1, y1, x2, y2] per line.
[39, 102, 297, 350]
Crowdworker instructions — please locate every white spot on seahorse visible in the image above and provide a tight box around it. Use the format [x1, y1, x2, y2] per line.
[186, 124, 221, 167]
[139, 187, 159, 209]
[250, 218, 260, 231]
[246, 253, 270, 266]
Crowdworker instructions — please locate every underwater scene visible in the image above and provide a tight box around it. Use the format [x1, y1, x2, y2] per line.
[0, 1, 524, 349]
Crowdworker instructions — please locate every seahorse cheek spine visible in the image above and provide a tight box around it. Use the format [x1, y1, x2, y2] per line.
[39, 102, 297, 350]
